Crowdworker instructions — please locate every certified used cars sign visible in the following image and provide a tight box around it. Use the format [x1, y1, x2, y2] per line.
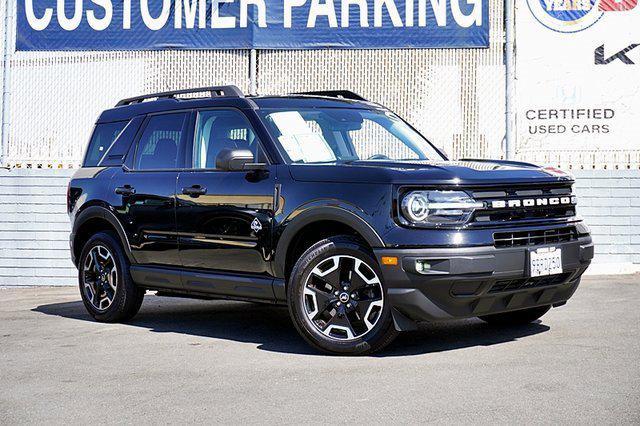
[17, 0, 489, 51]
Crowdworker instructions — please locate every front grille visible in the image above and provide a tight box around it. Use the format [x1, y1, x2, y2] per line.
[470, 184, 576, 224]
[474, 206, 575, 223]
[488, 273, 572, 294]
[493, 226, 577, 248]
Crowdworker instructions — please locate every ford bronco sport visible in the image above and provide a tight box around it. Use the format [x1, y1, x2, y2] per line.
[68, 86, 593, 355]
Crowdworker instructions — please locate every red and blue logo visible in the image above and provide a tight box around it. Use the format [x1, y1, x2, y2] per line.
[527, 0, 637, 33]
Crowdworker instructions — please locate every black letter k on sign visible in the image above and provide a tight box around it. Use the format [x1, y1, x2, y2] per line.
[595, 44, 640, 65]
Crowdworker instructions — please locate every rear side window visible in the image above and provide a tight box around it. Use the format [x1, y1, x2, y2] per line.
[84, 121, 127, 167]
[134, 113, 188, 170]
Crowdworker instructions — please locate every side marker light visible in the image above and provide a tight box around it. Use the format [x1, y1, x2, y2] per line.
[381, 256, 398, 266]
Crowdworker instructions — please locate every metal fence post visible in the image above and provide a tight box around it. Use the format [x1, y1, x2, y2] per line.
[504, 0, 516, 160]
[1, 0, 13, 167]
[249, 49, 258, 95]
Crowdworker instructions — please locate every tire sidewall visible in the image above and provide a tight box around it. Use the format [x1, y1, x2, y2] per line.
[288, 237, 395, 355]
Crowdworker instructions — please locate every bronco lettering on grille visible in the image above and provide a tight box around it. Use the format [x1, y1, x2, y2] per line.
[490, 196, 577, 209]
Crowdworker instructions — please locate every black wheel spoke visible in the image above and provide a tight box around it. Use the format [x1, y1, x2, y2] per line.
[338, 257, 355, 288]
[354, 298, 374, 318]
[90, 250, 101, 272]
[92, 286, 101, 307]
[83, 270, 96, 285]
[354, 285, 382, 304]
[345, 308, 368, 336]
[310, 291, 334, 320]
[328, 312, 353, 330]
[103, 277, 115, 300]
[316, 262, 342, 290]
[349, 270, 370, 291]
[350, 259, 380, 291]
[323, 308, 356, 337]
[312, 305, 337, 329]
[308, 274, 334, 294]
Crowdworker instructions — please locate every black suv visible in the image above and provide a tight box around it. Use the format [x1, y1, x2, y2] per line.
[68, 86, 593, 355]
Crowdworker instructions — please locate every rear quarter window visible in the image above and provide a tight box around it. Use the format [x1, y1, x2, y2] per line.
[84, 121, 127, 167]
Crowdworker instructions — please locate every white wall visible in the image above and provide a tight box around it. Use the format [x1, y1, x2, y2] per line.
[573, 170, 640, 274]
[0, 168, 637, 287]
[0, 169, 75, 286]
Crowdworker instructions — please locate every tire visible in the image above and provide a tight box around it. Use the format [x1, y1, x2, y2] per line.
[287, 235, 397, 355]
[78, 231, 144, 323]
[478, 305, 551, 326]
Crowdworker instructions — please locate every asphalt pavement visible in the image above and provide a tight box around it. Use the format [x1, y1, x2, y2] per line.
[1, 275, 638, 424]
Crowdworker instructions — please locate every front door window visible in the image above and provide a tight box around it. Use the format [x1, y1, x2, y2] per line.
[193, 109, 266, 169]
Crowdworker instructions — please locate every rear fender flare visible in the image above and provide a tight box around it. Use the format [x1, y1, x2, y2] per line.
[72, 205, 134, 266]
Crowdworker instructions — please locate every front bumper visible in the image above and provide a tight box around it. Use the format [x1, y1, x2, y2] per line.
[374, 236, 593, 329]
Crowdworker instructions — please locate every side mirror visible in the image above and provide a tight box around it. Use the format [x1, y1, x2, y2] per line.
[216, 148, 266, 171]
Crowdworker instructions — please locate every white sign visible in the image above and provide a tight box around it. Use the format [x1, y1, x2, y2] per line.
[516, 0, 640, 164]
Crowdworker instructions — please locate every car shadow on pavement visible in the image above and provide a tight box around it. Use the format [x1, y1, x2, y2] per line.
[33, 296, 550, 357]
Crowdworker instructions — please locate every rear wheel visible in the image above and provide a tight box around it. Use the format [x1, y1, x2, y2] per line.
[478, 305, 551, 325]
[287, 236, 397, 355]
[78, 231, 144, 323]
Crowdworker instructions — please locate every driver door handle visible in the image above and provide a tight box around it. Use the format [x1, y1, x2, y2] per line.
[182, 185, 207, 197]
[115, 185, 136, 196]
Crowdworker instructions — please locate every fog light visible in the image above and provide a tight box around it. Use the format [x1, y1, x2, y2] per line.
[415, 260, 431, 274]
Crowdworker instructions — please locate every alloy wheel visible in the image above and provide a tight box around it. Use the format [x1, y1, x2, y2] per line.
[302, 255, 384, 341]
[82, 245, 118, 311]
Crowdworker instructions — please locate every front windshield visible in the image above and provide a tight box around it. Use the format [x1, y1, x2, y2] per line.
[258, 108, 445, 164]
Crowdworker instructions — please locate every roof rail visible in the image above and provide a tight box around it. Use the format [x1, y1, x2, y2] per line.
[116, 85, 244, 107]
[291, 90, 367, 101]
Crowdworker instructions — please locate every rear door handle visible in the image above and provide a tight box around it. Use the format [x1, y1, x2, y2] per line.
[115, 185, 136, 196]
[182, 185, 207, 197]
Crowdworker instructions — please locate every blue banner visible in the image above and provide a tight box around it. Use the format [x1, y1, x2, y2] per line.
[17, 0, 489, 51]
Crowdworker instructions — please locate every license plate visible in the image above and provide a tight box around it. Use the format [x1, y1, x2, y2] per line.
[529, 247, 563, 277]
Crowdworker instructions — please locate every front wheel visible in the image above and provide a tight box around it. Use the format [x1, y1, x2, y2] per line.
[478, 305, 551, 326]
[287, 236, 397, 355]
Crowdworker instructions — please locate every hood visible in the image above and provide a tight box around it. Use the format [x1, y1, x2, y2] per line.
[288, 159, 574, 186]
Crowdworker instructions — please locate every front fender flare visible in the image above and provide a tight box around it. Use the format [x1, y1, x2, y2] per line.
[272, 205, 385, 278]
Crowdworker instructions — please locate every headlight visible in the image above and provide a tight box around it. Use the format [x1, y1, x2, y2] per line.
[400, 190, 484, 226]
